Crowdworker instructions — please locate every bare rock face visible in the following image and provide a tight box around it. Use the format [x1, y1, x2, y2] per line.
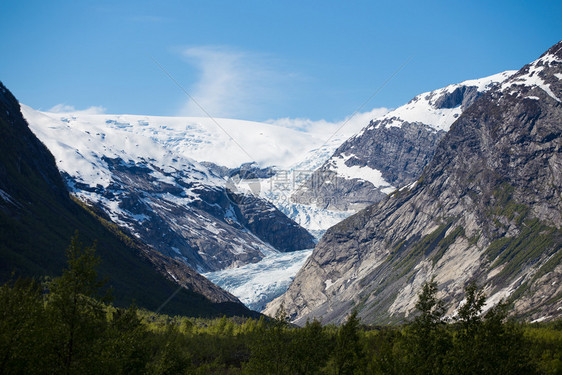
[138, 245, 241, 304]
[292, 122, 445, 212]
[266, 41, 562, 325]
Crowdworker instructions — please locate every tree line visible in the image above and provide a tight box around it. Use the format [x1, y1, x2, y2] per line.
[0, 234, 560, 374]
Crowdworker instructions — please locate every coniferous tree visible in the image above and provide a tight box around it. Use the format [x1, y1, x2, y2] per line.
[327, 310, 365, 375]
[477, 302, 535, 375]
[407, 278, 450, 375]
[289, 318, 332, 374]
[246, 305, 291, 374]
[99, 305, 151, 374]
[0, 278, 49, 374]
[45, 232, 109, 375]
[447, 282, 487, 374]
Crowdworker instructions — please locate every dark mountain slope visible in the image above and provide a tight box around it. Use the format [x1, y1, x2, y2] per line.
[0, 81, 257, 318]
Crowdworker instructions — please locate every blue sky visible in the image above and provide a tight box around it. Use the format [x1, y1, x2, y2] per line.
[1, 0, 560, 122]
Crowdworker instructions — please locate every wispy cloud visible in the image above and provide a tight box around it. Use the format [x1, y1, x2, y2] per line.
[179, 46, 287, 119]
[48, 104, 106, 115]
[267, 107, 390, 138]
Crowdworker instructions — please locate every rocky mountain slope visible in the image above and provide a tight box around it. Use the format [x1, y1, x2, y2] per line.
[23, 107, 316, 273]
[0, 81, 256, 317]
[291, 71, 515, 212]
[266, 41, 562, 325]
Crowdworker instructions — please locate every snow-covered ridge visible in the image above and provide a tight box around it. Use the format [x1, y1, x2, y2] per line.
[24, 109, 360, 170]
[21, 105, 225, 190]
[339, 72, 516, 179]
[356, 70, 516, 137]
[500, 48, 562, 103]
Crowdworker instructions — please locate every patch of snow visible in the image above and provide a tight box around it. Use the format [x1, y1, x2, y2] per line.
[130, 213, 149, 222]
[329, 153, 394, 189]
[167, 271, 179, 283]
[229, 244, 247, 255]
[224, 205, 238, 222]
[381, 186, 396, 195]
[203, 221, 223, 235]
[500, 56, 561, 102]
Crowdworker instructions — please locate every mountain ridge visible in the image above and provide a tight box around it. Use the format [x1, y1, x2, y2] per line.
[23, 105, 316, 273]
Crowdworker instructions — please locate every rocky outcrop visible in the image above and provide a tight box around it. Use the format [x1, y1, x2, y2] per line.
[292, 122, 445, 211]
[227, 191, 317, 252]
[266, 42, 562, 325]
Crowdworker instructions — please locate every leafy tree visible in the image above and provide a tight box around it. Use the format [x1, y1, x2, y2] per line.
[146, 324, 192, 375]
[365, 327, 406, 375]
[98, 305, 151, 374]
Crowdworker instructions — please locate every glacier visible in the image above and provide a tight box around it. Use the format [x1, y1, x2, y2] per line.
[204, 249, 313, 311]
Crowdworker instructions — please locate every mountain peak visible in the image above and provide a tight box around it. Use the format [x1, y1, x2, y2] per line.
[498, 41, 562, 103]
[540, 40, 562, 60]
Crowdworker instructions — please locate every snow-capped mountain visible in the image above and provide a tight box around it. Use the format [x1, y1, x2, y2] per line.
[291, 71, 516, 213]
[23, 107, 317, 273]
[266, 41, 562, 325]
[0, 81, 255, 318]
[22, 105, 378, 310]
[197, 71, 521, 308]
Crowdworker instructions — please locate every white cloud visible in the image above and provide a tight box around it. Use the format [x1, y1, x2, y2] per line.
[48, 104, 106, 115]
[267, 107, 390, 139]
[179, 46, 286, 119]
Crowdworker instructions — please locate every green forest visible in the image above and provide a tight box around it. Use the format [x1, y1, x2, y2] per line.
[1, 236, 561, 375]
